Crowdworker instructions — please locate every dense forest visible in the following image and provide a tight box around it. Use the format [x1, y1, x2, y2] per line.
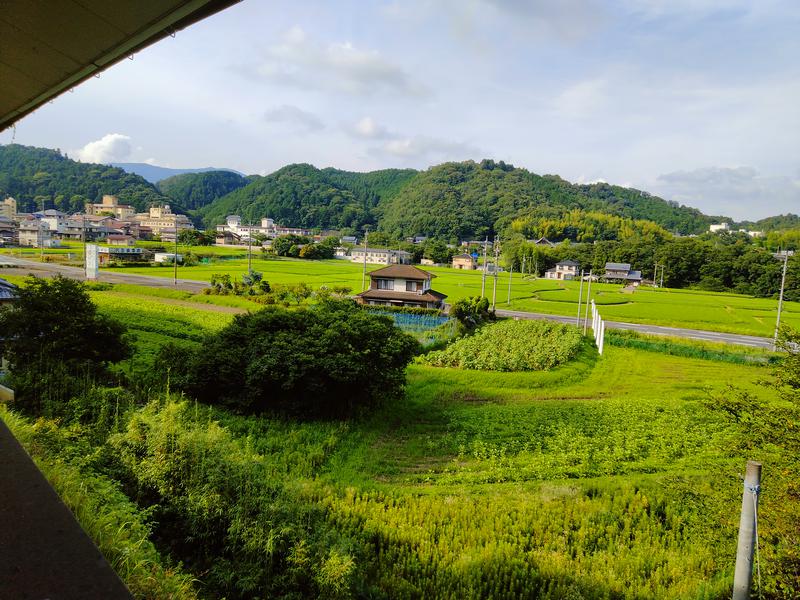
[157, 170, 251, 210]
[378, 160, 713, 241]
[197, 163, 416, 231]
[0, 144, 171, 213]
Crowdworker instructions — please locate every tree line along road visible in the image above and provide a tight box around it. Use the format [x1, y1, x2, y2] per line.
[0, 255, 775, 349]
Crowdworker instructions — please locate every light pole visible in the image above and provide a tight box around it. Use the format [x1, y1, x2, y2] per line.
[773, 251, 789, 351]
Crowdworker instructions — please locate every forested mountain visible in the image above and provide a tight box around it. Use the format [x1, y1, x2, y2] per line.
[111, 162, 242, 183]
[0, 144, 170, 213]
[158, 171, 251, 210]
[198, 164, 416, 230]
[740, 213, 800, 232]
[378, 160, 712, 240]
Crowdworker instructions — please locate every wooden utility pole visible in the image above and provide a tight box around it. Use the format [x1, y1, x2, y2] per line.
[491, 236, 499, 311]
[247, 221, 253, 275]
[576, 270, 585, 326]
[521, 254, 526, 278]
[583, 270, 593, 335]
[173, 220, 178, 285]
[773, 252, 789, 351]
[733, 461, 762, 600]
[361, 226, 369, 292]
[481, 237, 488, 297]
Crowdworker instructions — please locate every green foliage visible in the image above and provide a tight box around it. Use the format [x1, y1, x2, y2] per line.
[606, 329, 779, 365]
[773, 326, 800, 404]
[177, 229, 213, 246]
[167, 300, 419, 418]
[1, 406, 198, 599]
[449, 295, 493, 329]
[157, 170, 247, 210]
[420, 319, 583, 371]
[0, 276, 131, 413]
[272, 234, 312, 257]
[199, 163, 416, 230]
[379, 160, 710, 240]
[0, 144, 171, 213]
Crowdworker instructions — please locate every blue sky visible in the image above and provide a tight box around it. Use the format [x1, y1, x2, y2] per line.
[2, 0, 798, 220]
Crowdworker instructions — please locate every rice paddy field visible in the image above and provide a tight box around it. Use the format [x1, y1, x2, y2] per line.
[98, 254, 799, 337]
[6, 288, 797, 598]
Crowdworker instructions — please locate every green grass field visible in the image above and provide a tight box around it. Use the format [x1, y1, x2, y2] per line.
[102, 256, 799, 337]
[4, 280, 797, 598]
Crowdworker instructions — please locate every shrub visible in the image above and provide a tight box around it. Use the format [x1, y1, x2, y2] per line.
[165, 299, 419, 418]
[419, 319, 583, 371]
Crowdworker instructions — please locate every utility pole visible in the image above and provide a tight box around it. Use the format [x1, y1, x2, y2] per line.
[660, 264, 665, 289]
[773, 252, 789, 351]
[247, 221, 253, 275]
[732, 461, 762, 600]
[506, 264, 513, 305]
[82, 213, 87, 276]
[521, 254, 526, 278]
[576, 270, 585, 326]
[481, 237, 488, 297]
[653, 261, 658, 287]
[583, 270, 593, 335]
[173, 219, 178, 285]
[491, 236, 499, 311]
[361, 226, 369, 292]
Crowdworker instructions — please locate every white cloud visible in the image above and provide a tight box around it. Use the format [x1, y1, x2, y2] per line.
[376, 135, 480, 161]
[254, 26, 427, 96]
[74, 133, 132, 164]
[652, 166, 800, 220]
[347, 116, 391, 139]
[264, 104, 324, 132]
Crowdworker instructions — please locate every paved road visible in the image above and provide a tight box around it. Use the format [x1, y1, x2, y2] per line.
[0, 255, 210, 293]
[496, 309, 774, 349]
[1, 255, 775, 349]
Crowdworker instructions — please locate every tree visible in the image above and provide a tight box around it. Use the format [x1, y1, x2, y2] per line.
[178, 229, 213, 246]
[449, 296, 493, 330]
[164, 299, 419, 419]
[774, 326, 800, 405]
[0, 276, 131, 414]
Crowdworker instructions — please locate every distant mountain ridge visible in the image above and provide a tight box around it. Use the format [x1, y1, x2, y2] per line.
[110, 162, 243, 184]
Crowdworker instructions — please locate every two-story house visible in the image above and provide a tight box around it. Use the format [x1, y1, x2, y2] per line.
[544, 260, 579, 280]
[452, 253, 477, 270]
[350, 247, 412, 265]
[604, 262, 642, 286]
[355, 265, 447, 309]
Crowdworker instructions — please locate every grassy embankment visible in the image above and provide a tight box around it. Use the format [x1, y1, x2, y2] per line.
[2, 285, 796, 598]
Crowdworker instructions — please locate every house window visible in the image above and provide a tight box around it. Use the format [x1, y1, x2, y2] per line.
[406, 281, 422, 292]
[376, 278, 394, 290]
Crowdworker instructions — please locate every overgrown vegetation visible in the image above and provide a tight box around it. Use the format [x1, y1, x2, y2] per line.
[161, 299, 419, 418]
[419, 319, 584, 371]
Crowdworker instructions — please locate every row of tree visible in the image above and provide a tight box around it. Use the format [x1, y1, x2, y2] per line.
[503, 234, 799, 299]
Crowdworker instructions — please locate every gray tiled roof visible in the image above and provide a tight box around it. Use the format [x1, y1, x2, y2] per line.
[0, 278, 18, 301]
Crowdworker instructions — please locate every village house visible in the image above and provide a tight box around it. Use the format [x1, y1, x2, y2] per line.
[216, 215, 277, 241]
[603, 262, 642, 286]
[18, 218, 60, 248]
[133, 205, 193, 240]
[355, 265, 447, 309]
[0, 197, 17, 219]
[529, 236, 556, 247]
[0, 217, 17, 245]
[106, 234, 136, 246]
[85, 195, 136, 219]
[544, 260, 579, 280]
[350, 247, 412, 265]
[452, 253, 477, 270]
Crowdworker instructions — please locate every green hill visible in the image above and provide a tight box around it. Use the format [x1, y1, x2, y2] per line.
[158, 170, 250, 210]
[198, 163, 417, 230]
[378, 160, 712, 240]
[0, 144, 170, 213]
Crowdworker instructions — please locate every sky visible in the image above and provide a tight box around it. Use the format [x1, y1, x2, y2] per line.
[2, 0, 798, 221]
